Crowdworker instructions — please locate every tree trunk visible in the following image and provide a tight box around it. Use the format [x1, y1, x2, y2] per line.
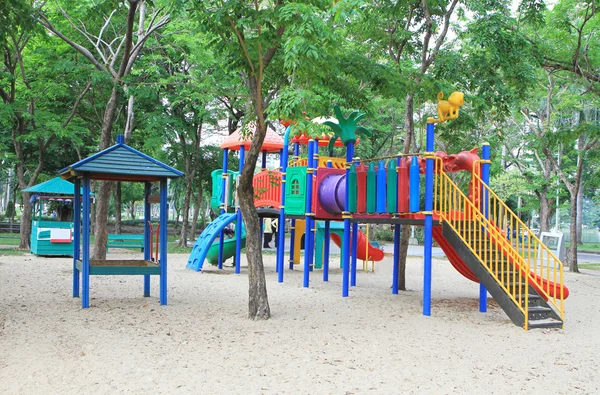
[190, 190, 202, 239]
[239, 75, 271, 320]
[576, 174, 583, 245]
[115, 182, 122, 234]
[18, 193, 32, 249]
[568, 200, 579, 272]
[130, 202, 136, 219]
[397, 93, 415, 289]
[178, 175, 192, 248]
[90, 181, 96, 234]
[398, 226, 410, 291]
[93, 86, 121, 260]
[538, 192, 551, 234]
[93, 182, 113, 259]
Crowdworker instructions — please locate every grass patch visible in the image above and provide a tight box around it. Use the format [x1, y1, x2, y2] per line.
[0, 235, 21, 246]
[567, 243, 600, 252]
[579, 263, 600, 271]
[0, 248, 27, 256]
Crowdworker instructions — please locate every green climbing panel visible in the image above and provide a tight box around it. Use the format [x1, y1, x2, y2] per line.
[348, 163, 357, 212]
[285, 166, 307, 215]
[210, 169, 236, 214]
[387, 159, 397, 213]
[366, 162, 376, 213]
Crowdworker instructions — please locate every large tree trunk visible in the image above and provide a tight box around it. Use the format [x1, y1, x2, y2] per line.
[93, 86, 121, 260]
[18, 193, 32, 249]
[397, 94, 415, 289]
[115, 182, 122, 234]
[239, 76, 270, 320]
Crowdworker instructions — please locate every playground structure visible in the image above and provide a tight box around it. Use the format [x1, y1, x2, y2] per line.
[187, 94, 569, 330]
[23, 177, 85, 256]
[60, 135, 183, 308]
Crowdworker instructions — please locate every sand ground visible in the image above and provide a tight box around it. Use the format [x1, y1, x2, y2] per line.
[0, 251, 599, 394]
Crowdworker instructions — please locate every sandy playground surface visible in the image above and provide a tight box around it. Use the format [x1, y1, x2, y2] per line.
[0, 250, 599, 394]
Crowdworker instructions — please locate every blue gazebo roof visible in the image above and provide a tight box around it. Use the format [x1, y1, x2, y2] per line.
[59, 135, 183, 182]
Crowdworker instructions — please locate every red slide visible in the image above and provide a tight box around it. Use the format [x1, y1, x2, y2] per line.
[330, 231, 385, 261]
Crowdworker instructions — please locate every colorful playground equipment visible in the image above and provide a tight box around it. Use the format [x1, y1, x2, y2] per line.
[23, 177, 85, 256]
[60, 135, 183, 308]
[188, 93, 569, 330]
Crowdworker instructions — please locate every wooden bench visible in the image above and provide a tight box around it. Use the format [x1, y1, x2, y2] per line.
[107, 234, 144, 252]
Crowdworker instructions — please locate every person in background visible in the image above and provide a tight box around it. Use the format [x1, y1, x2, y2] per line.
[263, 218, 273, 248]
[272, 218, 278, 248]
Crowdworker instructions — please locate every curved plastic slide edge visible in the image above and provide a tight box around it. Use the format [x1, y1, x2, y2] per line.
[187, 213, 238, 271]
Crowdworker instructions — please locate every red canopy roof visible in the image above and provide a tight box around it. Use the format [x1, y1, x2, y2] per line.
[221, 122, 284, 152]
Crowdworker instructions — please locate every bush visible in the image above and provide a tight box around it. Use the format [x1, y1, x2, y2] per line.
[5, 201, 15, 219]
[374, 228, 394, 242]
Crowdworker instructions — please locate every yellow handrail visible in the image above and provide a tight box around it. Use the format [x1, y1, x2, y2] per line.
[433, 158, 565, 329]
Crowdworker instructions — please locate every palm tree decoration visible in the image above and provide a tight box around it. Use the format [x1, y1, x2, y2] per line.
[323, 105, 371, 152]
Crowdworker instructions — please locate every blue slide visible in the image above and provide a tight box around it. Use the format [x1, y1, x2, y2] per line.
[187, 213, 238, 271]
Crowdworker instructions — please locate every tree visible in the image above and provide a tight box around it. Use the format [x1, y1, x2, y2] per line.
[194, 0, 333, 319]
[37, 0, 170, 259]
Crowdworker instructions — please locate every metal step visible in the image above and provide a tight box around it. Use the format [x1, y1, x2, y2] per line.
[528, 306, 554, 321]
[527, 318, 563, 329]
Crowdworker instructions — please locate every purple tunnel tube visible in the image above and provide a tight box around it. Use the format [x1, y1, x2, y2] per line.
[319, 174, 347, 215]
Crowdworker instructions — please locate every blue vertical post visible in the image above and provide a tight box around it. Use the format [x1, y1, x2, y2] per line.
[323, 160, 332, 282]
[277, 127, 291, 282]
[235, 146, 245, 274]
[159, 178, 168, 305]
[81, 174, 90, 309]
[288, 142, 300, 270]
[72, 177, 81, 298]
[218, 149, 229, 270]
[342, 142, 354, 297]
[480, 143, 491, 312]
[143, 182, 151, 297]
[303, 140, 315, 287]
[392, 224, 400, 293]
[423, 122, 435, 316]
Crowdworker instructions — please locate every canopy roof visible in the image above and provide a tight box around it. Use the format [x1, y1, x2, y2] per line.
[221, 122, 284, 152]
[22, 177, 79, 195]
[59, 135, 184, 182]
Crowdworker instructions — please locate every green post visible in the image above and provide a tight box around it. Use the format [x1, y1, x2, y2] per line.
[348, 163, 357, 213]
[387, 159, 397, 213]
[366, 162, 376, 213]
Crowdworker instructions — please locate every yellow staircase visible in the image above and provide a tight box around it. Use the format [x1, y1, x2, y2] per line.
[433, 159, 566, 330]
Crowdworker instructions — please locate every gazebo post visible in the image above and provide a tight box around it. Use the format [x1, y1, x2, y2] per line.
[143, 182, 151, 297]
[73, 178, 81, 297]
[81, 174, 91, 308]
[160, 178, 168, 305]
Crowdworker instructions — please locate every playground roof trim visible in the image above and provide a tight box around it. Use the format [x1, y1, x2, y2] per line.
[59, 136, 184, 182]
[22, 177, 80, 195]
[221, 122, 284, 152]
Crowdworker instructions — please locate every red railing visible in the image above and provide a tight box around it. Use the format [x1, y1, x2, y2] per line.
[253, 170, 282, 208]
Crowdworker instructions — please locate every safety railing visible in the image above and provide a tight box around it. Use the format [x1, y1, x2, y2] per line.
[433, 158, 565, 329]
[470, 166, 565, 319]
[253, 170, 282, 208]
[288, 156, 345, 169]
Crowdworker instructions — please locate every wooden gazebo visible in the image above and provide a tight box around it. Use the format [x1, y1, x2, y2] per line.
[59, 135, 183, 308]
